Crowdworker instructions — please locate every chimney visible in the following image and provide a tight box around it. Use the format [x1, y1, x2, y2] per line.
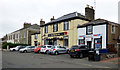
[50, 16, 55, 21]
[24, 22, 31, 28]
[85, 4, 95, 21]
[40, 19, 45, 25]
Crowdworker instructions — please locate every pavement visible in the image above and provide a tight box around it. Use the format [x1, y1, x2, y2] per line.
[100, 57, 120, 64]
[2, 51, 119, 69]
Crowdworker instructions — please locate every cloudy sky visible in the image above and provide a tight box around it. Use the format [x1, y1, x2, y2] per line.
[0, 0, 119, 38]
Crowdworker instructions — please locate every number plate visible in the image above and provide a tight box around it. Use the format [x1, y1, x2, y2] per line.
[71, 50, 74, 52]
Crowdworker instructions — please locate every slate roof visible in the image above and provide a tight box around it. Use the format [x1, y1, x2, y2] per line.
[11, 24, 40, 33]
[77, 19, 119, 28]
[40, 12, 90, 27]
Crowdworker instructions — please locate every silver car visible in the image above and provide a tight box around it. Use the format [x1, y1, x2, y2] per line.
[19, 46, 35, 53]
[48, 45, 69, 55]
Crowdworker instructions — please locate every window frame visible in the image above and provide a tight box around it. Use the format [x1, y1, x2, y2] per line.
[86, 25, 93, 35]
[45, 26, 48, 33]
[53, 24, 58, 32]
[64, 21, 69, 30]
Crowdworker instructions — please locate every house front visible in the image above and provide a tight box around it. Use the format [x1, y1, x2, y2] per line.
[77, 19, 120, 52]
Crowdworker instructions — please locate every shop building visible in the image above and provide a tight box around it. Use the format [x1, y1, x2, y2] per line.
[40, 5, 95, 48]
[77, 19, 120, 51]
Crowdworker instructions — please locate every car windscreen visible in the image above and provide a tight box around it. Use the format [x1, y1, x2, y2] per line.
[79, 45, 88, 49]
[40, 46, 44, 48]
[47, 46, 52, 48]
[51, 46, 55, 49]
[71, 46, 79, 49]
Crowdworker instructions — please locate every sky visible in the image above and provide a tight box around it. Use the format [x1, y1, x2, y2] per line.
[0, 0, 119, 38]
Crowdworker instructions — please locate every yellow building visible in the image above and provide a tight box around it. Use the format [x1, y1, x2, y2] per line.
[31, 33, 41, 46]
[40, 12, 91, 48]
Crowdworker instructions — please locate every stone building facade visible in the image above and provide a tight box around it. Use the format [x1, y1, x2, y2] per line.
[7, 23, 40, 45]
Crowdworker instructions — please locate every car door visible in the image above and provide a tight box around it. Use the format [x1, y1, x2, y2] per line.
[58, 46, 65, 53]
[31, 46, 35, 52]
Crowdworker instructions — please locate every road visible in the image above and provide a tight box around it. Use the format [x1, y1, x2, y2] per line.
[2, 51, 118, 68]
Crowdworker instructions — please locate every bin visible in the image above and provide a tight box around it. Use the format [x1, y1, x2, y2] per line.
[88, 51, 101, 61]
[88, 51, 94, 61]
[94, 54, 100, 61]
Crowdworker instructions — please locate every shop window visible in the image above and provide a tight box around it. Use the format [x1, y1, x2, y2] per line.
[35, 34, 37, 39]
[54, 40, 57, 45]
[94, 38, 102, 49]
[111, 24, 115, 34]
[64, 21, 69, 30]
[53, 24, 58, 32]
[45, 26, 48, 33]
[86, 25, 93, 35]
[78, 39, 85, 45]
[44, 39, 48, 45]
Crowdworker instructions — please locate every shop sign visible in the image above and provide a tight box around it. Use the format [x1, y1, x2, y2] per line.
[48, 32, 67, 37]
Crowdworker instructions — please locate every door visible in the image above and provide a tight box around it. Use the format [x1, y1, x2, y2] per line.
[34, 41, 37, 46]
[87, 41, 92, 49]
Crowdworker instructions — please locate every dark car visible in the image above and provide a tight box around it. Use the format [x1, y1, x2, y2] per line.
[69, 45, 89, 58]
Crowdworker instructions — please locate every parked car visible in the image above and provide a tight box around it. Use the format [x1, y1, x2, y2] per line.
[19, 46, 35, 53]
[48, 45, 69, 55]
[10, 46, 26, 51]
[69, 45, 89, 58]
[34, 45, 44, 53]
[40, 45, 53, 54]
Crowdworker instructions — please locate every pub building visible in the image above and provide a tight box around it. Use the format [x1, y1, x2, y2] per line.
[39, 5, 95, 48]
[77, 19, 120, 52]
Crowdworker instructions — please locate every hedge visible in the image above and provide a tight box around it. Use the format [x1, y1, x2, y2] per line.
[2, 42, 28, 49]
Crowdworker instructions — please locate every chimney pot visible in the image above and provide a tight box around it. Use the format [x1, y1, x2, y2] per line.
[51, 16, 55, 21]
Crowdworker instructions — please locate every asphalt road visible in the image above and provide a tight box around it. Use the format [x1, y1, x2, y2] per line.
[2, 51, 118, 68]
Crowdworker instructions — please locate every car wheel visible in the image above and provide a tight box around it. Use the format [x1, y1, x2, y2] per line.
[13, 49, 15, 51]
[24, 50, 27, 53]
[79, 53, 83, 58]
[45, 50, 49, 54]
[70, 55, 74, 58]
[55, 51, 59, 55]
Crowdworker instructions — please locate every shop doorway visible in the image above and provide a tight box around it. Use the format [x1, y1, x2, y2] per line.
[34, 41, 37, 46]
[87, 41, 92, 48]
[49, 40, 53, 45]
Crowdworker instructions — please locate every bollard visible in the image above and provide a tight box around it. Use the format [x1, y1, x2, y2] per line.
[7, 45, 9, 51]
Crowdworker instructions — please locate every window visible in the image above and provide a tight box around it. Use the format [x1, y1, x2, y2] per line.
[111, 25, 115, 33]
[21, 34, 22, 38]
[87, 25, 93, 34]
[35, 34, 37, 39]
[64, 21, 69, 30]
[94, 38, 102, 49]
[44, 39, 48, 45]
[78, 39, 85, 45]
[53, 24, 58, 32]
[45, 26, 48, 33]
[24, 33, 26, 38]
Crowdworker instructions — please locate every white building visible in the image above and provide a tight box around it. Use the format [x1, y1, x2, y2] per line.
[77, 19, 120, 52]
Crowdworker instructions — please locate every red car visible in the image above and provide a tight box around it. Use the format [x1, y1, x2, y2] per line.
[34, 45, 44, 53]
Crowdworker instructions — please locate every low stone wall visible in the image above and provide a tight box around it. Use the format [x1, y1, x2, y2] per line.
[100, 53, 118, 60]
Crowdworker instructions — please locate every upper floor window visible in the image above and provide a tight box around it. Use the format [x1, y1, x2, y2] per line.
[64, 21, 69, 30]
[24, 33, 26, 38]
[53, 24, 58, 32]
[35, 34, 37, 39]
[87, 25, 93, 34]
[45, 26, 48, 33]
[111, 24, 115, 34]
